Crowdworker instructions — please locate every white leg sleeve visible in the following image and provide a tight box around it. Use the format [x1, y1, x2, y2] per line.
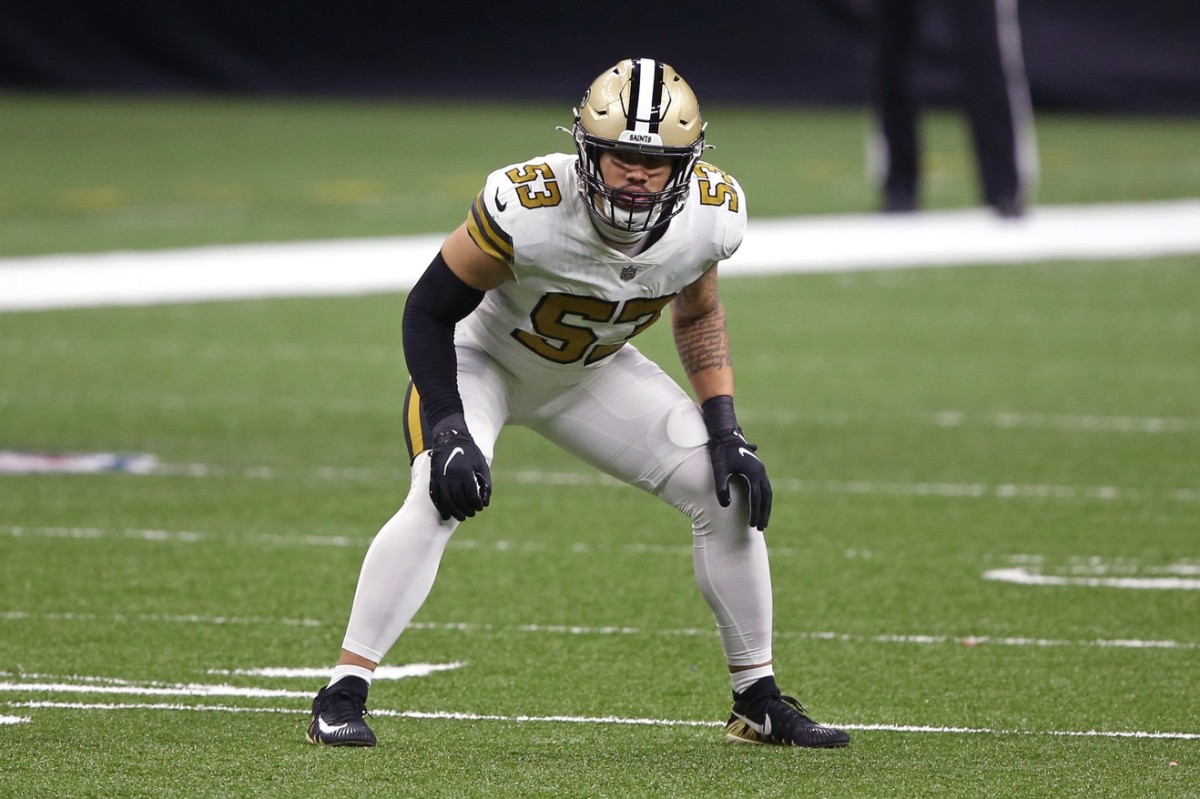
[660, 447, 774, 668]
[527, 346, 774, 668]
[341, 453, 457, 663]
[341, 345, 508, 664]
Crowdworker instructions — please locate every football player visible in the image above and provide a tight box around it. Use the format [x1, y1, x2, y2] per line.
[307, 58, 850, 749]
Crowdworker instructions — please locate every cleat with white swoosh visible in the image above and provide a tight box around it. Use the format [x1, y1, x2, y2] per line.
[724, 676, 850, 748]
[306, 677, 377, 747]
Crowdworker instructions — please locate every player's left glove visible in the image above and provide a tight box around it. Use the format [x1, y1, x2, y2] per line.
[701, 395, 772, 531]
[427, 413, 492, 522]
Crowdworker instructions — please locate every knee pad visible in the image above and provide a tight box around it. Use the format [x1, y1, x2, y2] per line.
[660, 446, 747, 534]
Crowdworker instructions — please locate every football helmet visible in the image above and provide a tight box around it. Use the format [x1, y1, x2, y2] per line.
[571, 58, 706, 233]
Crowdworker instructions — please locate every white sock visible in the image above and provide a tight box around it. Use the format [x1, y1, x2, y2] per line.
[328, 664, 375, 689]
[730, 664, 775, 695]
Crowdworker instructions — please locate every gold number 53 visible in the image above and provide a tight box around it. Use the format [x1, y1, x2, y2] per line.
[512, 292, 676, 365]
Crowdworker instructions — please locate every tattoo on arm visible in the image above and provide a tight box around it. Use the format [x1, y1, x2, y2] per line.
[672, 273, 732, 377]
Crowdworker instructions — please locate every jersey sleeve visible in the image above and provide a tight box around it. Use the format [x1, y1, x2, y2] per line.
[692, 160, 748, 261]
[466, 170, 517, 265]
[721, 173, 748, 259]
[465, 154, 575, 268]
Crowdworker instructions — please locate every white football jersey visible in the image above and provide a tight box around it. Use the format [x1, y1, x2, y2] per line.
[457, 151, 747, 378]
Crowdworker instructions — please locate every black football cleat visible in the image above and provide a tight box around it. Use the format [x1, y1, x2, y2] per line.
[724, 676, 850, 748]
[306, 676, 377, 747]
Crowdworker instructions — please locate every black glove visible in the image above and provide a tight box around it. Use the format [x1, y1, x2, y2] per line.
[701, 396, 772, 531]
[427, 413, 492, 522]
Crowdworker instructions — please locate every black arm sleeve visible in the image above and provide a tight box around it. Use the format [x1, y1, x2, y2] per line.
[401, 251, 486, 427]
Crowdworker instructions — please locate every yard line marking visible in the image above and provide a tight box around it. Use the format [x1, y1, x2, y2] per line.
[4, 610, 1196, 650]
[7, 701, 297, 714]
[0, 451, 160, 474]
[205, 663, 465, 680]
[742, 409, 1200, 435]
[0, 681, 312, 699]
[782, 478, 1127, 501]
[6, 456, 1196, 503]
[834, 723, 1200, 740]
[0, 523, 782, 557]
[2, 524, 369, 551]
[949, 411, 1200, 435]
[508, 472, 1200, 504]
[1, 714, 31, 725]
[6, 701, 1199, 741]
[2, 525, 206, 542]
[407, 622, 1200, 650]
[790, 631, 1200, 649]
[6, 408, 1197, 442]
[1, 610, 321, 627]
[0, 672, 151, 685]
[37, 522, 1200, 593]
[508, 472, 1194, 503]
[984, 567, 1200, 590]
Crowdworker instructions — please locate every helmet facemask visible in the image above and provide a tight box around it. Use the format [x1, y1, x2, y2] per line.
[569, 58, 706, 234]
[572, 126, 703, 233]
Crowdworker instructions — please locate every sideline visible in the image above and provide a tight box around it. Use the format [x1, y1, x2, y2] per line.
[2, 199, 1198, 312]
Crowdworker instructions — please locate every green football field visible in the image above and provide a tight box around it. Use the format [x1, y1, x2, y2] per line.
[1, 96, 1198, 797]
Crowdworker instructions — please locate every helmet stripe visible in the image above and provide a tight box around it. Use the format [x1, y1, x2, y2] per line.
[628, 57, 663, 135]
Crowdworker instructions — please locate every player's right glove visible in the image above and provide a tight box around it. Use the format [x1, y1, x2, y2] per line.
[427, 413, 492, 522]
[701, 395, 773, 531]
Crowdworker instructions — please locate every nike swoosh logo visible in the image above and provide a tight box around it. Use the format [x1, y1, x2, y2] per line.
[737, 447, 761, 461]
[494, 188, 508, 212]
[733, 711, 772, 736]
[443, 447, 466, 475]
[318, 718, 349, 735]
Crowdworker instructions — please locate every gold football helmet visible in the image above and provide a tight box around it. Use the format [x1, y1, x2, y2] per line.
[571, 58, 706, 233]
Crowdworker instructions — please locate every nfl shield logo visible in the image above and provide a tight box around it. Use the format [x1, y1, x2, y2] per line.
[620, 265, 638, 281]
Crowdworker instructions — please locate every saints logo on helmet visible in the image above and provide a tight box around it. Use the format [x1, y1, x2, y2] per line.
[571, 58, 706, 233]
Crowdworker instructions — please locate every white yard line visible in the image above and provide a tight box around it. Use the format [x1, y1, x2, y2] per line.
[0, 681, 312, 699]
[1, 610, 322, 627]
[4, 700, 1197, 741]
[10, 453, 1196, 502]
[407, 622, 1200, 651]
[2, 610, 1196, 650]
[743, 409, 1200, 435]
[932, 411, 1200, 435]
[984, 567, 1200, 590]
[1, 200, 1198, 312]
[205, 663, 465, 680]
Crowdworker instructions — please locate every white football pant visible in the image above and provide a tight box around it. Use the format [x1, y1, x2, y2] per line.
[341, 344, 774, 669]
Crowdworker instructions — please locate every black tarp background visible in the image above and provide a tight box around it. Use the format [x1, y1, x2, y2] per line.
[1, 0, 1197, 112]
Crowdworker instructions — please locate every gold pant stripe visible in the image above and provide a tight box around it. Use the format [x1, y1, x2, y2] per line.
[402, 381, 428, 460]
